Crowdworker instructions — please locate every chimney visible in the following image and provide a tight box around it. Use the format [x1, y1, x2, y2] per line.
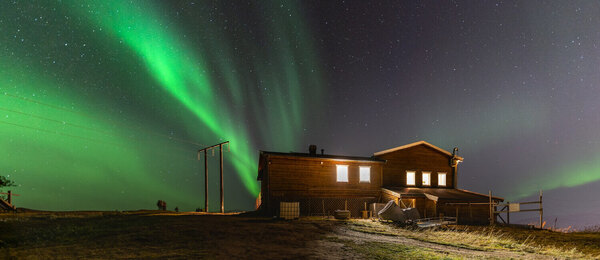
[309, 145, 317, 156]
[451, 147, 460, 188]
[321, 149, 324, 155]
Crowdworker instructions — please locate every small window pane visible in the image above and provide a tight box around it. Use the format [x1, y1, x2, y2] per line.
[337, 165, 348, 182]
[359, 166, 370, 183]
[422, 172, 431, 186]
[438, 173, 447, 186]
[406, 171, 415, 186]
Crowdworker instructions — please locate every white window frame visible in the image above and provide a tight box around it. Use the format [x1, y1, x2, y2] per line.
[422, 172, 431, 186]
[359, 166, 371, 183]
[336, 165, 348, 182]
[406, 171, 416, 186]
[438, 172, 447, 187]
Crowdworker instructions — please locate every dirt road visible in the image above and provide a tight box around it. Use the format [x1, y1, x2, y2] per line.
[324, 226, 555, 259]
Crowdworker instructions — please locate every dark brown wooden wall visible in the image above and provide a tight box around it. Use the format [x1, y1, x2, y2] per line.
[378, 193, 494, 224]
[440, 202, 491, 225]
[376, 144, 455, 188]
[266, 156, 383, 199]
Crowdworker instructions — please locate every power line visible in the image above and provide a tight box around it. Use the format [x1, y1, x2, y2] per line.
[0, 105, 204, 148]
[0, 106, 109, 136]
[0, 119, 199, 162]
[1, 93, 206, 147]
[0, 120, 123, 147]
[3, 92, 81, 116]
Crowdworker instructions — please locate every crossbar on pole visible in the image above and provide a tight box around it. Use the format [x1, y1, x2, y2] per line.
[197, 141, 230, 214]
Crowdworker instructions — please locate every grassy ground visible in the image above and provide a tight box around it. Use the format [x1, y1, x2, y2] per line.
[326, 236, 465, 260]
[343, 219, 600, 259]
[1, 211, 599, 259]
[0, 211, 337, 259]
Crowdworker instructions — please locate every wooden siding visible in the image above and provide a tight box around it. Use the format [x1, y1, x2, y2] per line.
[439, 202, 491, 225]
[376, 144, 455, 188]
[379, 192, 494, 224]
[266, 156, 383, 200]
[381, 189, 399, 205]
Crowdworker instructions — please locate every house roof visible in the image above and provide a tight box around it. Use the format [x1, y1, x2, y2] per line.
[259, 151, 386, 163]
[373, 140, 464, 160]
[382, 187, 504, 202]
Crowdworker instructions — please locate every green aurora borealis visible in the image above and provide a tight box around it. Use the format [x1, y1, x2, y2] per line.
[1, 1, 322, 210]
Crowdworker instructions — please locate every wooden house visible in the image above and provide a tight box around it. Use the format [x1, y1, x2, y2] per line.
[257, 141, 503, 224]
[257, 145, 385, 217]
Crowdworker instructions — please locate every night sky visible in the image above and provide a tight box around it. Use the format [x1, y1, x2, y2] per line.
[2, 1, 599, 228]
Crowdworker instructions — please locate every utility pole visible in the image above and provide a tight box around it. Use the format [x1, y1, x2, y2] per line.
[489, 190, 494, 225]
[539, 190, 543, 229]
[204, 150, 208, 212]
[220, 143, 224, 213]
[197, 141, 229, 213]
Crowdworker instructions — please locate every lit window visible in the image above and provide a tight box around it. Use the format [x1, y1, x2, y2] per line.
[336, 165, 348, 182]
[422, 172, 431, 186]
[438, 172, 447, 186]
[406, 171, 415, 186]
[359, 166, 370, 183]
